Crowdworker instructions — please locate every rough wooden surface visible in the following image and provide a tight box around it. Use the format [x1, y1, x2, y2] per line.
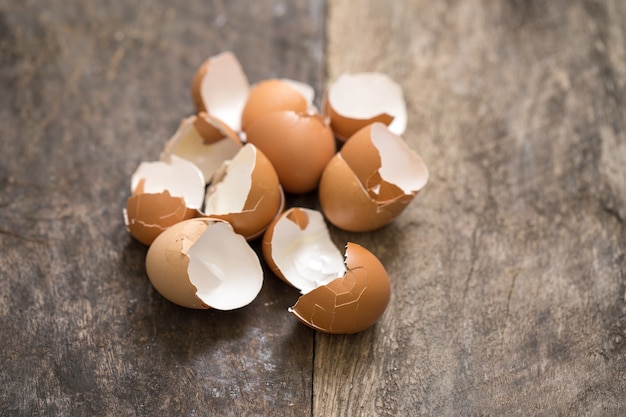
[319, 0, 626, 415]
[2, 0, 626, 416]
[0, 1, 324, 416]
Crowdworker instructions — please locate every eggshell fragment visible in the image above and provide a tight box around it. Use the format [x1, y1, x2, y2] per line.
[203, 143, 283, 240]
[240, 78, 315, 132]
[319, 122, 428, 232]
[124, 157, 205, 244]
[191, 51, 250, 132]
[262, 207, 346, 293]
[245, 111, 336, 194]
[124, 187, 198, 245]
[263, 207, 390, 334]
[290, 242, 390, 334]
[145, 218, 263, 310]
[161, 112, 242, 183]
[324, 72, 407, 141]
[130, 155, 206, 210]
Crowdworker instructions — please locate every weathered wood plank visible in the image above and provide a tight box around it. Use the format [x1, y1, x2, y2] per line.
[318, 0, 626, 415]
[0, 1, 325, 416]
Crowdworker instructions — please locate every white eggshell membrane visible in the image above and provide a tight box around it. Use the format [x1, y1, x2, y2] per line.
[161, 116, 241, 183]
[204, 144, 255, 214]
[199, 51, 250, 132]
[130, 155, 205, 210]
[371, 123, 429, 193]
[270, 208, 346, 294]
[328, 72, 407, 135]
[186, 221, 263, 310]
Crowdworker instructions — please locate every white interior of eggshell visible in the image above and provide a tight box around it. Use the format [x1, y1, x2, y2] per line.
[200, 51, 250, 132]
[161, 116, 241, 184]
[281, 78, 317, 112]
[130, 155, 205, 209]
[328, 72, 407, 135]
[371, 123, 429, 193]
[270, 208, 346, 294]
[186, 221, 263, 310]
[204, 144, 254, 214]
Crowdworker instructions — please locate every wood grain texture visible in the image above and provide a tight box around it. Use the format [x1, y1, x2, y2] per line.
[0, 1, 324, 416]
[319, 0, 626, 416]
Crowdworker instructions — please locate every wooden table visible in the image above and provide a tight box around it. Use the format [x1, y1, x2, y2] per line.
[2, 1, 625, 415]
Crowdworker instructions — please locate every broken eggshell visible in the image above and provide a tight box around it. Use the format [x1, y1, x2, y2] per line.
[145, 217, 263, 310]
[123, 156, 206, 244]
[130, 154, 206, 208]
[124, 185, 198, 246]
[202, 143, 283, 240]
[262, 207, 390, 334]
[240, 78, 315, 133]
[191, 51, 250, 133]
[318, 122, 429, 232]
[161, 112, 242, 184]
[323, 72, 407, 141]
[245, 111, 336, 194]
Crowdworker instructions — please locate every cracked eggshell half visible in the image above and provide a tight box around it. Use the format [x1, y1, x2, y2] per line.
[319, 122, 429, 232]
[124, 156, 205, 244]
[262, 207, 390, 334]
[203, 143, 283, 240]
[245, 111, 336, 194]
[240, 78, 315, 133]
[191, 51, 249, 133]
[124, 187, 198, 246]
[161, 112, 242, 184]
[323, 72, 407, 141]
[145, 217, 263, 310]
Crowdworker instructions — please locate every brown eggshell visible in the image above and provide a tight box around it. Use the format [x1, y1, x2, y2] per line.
[161, 112, 242, 183]
[130, 155, 206, 210]
[145, 218, 263, 310]
[289, 242, 391, 334]
[323, 97, 393, 142]
[240, 79, 310, 132]
[145, 218, 213, 309]
[323, 72, 406, 141]
[319, 122, 428, 232]
[124, 189, 198, 246]
[203, 144, 283, 240]
[262, 207, 309, 285]
[262, 207, 345, 291]
[318, 154, 403, 232]
[191, 51, 249, 132]
[245, 111, 336, 194]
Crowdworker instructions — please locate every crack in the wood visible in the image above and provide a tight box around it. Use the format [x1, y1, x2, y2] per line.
[500, 268, 522, 351]
[461, 224, 479, 301]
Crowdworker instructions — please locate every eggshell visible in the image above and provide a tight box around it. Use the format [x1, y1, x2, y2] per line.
[245, 111, 336, 194]
[323, 72, 406, 141]
[161, 112, 242, 183]
[191, 51, 250, 132]
[262, 208, 390, 334]
[130, 155, 206, 210]
[262, 207, 346, 292]
[318, 122, 428, 232]
[145, 218, 263, 310]
[289, 242, 390, 334]
[203, 143, 283, 240]
[240, 79, 314, 132]
[124, 187, 198, 245]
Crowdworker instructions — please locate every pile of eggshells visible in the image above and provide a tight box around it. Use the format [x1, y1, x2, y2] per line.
[123, 51, 429, 334]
